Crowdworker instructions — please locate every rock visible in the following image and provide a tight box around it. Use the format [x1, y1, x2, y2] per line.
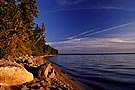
[44, 64, 55, 79]
[0, 56, 81, 90]
[21, 85, 29, 90]
[38, 63, 55, 80]
[0, 60, 33, 86]
[27, 56, 47, 67]
[16, 56, 47, 68]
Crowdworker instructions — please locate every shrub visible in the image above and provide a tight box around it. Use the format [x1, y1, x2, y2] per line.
[0, 49, 9, 58]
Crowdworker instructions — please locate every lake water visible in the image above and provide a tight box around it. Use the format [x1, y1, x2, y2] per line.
[48, 54, 135, 90]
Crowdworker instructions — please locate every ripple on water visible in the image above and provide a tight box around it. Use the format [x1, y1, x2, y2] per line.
[49, 54, 135, 90]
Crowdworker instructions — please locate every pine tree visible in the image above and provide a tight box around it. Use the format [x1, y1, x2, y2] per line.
[31, 23, 46, 56]
[0, 0, 38, 60]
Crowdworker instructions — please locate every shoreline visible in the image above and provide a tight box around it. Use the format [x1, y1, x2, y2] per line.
[44, 55, 83, 89]
[49, 59, 85, 90]
[44, 54, 57, 57]
[0, 56, 82, 90]
[46, 55, 85, 90]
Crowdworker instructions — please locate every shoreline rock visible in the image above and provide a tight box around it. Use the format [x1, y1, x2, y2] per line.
[0, 56, 82, 90]
[0, 60, 33, 86]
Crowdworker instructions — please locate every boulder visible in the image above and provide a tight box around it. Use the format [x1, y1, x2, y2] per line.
[16, 56, 47, 67]
[38, 63, 55, 80]
[0, 60, 33, 86]
[27, 56, 46, 67]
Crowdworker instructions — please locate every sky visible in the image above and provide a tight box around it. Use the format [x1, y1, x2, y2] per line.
[35, 0, 135, 54]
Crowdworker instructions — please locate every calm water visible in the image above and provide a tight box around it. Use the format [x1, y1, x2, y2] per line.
[48, 54, 135, 90]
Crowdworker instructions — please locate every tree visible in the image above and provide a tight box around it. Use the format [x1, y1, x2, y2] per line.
[0, 0, 38, 60]
[0, 0, 58, 60]
[45, 45, 58, 55]
[30, 23, 46, 56]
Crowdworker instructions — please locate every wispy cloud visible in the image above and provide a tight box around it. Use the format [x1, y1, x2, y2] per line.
[48, 6, 135, 13]
[100, 6, 135, 12]
[85, 22, 135, 37]
[56, 0, 83, 5]
[65, 22, 135, 39]
[47, 22, 135, 53]
[67, 29, 95, 40]
[48, 37, 135, 53]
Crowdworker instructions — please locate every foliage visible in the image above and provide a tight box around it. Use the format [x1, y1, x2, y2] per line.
[0, 0, 38, 60]
[30, 23, 46, 56]
[30, 23, 58, 56]
[45, 45, 58, 55]
[0, 0, 58, 60]
[0, 49, 9, 58]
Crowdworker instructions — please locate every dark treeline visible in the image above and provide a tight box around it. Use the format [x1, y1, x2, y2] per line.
[0, 0, 58, 60]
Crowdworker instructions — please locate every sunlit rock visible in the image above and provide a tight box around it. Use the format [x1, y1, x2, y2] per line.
[38, 63, 55, 80]
[0, 60, 33, 86]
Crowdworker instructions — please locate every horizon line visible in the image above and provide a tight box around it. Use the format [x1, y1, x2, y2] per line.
[59, 52, 135, 55]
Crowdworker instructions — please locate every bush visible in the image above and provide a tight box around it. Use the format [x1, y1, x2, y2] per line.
[0, 49, 9, 58]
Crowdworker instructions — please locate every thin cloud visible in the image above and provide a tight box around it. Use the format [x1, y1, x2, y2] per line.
[56, 0, 83, 5]
[48, 6, 135, 13]
[48, 22, 135, 53]
[48, 37, 135, 53]
[67, 29, 95, 40]
[100, 6, 135, 12]
[85, 22, 135, 37]
[65, 22, 134, 40]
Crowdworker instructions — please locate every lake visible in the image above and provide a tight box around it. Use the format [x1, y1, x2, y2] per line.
[48, 54, 135, 90]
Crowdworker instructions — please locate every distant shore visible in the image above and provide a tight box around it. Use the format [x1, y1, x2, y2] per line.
[59, 52, 135, 55]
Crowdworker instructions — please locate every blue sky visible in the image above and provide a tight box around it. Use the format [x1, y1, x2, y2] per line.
[35, 0, 135, 53]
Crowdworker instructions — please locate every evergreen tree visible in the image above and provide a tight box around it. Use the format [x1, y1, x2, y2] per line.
[45, 45, 58, 55]
[0, 0, 58, 60]
[31, 23, 46, 56]
[0, 0, 38, 60]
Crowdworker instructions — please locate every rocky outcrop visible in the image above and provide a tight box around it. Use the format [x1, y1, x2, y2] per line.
[38, 63, 55, 80]
[0, 56, 81, 90]
[0, 60, 33, 86]
[15, 56, 47, 67]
